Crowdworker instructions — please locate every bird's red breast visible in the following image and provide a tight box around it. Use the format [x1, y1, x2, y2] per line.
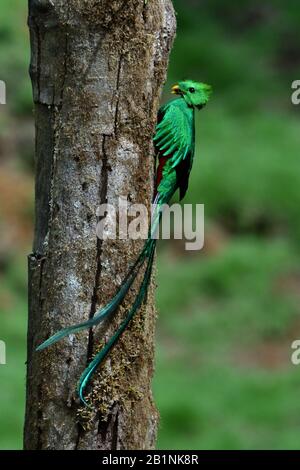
[155, 156, 169, 196]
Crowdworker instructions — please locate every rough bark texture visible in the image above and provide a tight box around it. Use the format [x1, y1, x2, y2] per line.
[24, 0, 176, 450]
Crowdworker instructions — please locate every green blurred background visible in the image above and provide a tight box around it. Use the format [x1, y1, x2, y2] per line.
[1, 0, 300, 450]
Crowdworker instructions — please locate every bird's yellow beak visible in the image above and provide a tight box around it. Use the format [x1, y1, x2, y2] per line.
[171, 84, 180, 94]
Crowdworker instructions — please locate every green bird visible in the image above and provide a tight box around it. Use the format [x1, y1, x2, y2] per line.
[36, 80, 212, 405]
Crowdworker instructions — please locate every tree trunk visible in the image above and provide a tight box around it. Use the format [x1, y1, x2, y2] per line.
[24, 0, 176, 450]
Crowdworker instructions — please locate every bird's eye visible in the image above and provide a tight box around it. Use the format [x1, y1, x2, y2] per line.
[189, 87, 195, 93]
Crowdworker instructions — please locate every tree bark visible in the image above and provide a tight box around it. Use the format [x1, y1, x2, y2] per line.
[24, 0, 176, 450]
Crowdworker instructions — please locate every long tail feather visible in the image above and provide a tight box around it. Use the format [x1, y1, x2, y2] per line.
[78, 239, 156, 405]
[36, 196, 167, 353]
[36, 241, 150, 352]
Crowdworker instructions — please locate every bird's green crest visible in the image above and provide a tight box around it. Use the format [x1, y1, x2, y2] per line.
[172, 80, 212, 109]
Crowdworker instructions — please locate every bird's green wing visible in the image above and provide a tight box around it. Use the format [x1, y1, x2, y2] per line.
[153, 100, 195, 199]
[153, 100, 194, 169]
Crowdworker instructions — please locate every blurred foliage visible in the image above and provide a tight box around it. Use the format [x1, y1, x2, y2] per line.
[0, 0, 31, 115]
[1, 0, 300, 450]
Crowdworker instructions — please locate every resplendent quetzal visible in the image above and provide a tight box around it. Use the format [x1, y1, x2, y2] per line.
[37, 80, 212, 405]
